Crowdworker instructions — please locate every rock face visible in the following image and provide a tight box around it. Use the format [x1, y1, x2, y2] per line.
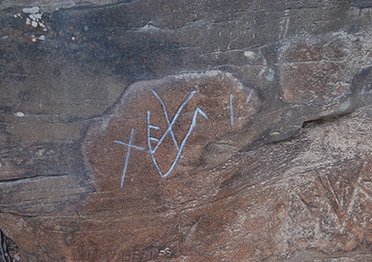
[0, 0, 371, 261]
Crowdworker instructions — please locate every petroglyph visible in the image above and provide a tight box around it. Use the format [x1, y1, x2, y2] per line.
[84, 71, 261, 190]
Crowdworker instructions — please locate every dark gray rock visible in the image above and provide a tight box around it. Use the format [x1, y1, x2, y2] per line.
[0, 0, 371, 261]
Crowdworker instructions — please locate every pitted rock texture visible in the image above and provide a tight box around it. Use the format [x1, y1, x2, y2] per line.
[0, 0, 372, 261]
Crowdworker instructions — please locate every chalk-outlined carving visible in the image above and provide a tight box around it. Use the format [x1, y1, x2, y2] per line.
[114, 128, 145, 189]
[147, 90, 208, 178]
[114, 87, 254, 188]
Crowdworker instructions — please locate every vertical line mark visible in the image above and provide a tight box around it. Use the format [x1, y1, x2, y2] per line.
[120, 128, 135, 189]
[247, 89, 253, 104]
[147, 110, 164, 176]
[229, 94, 234, 128]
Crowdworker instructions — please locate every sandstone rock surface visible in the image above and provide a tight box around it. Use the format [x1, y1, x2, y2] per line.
[0, 0, 371, 261]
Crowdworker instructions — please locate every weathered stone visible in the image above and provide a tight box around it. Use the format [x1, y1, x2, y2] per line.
[0, 0, 371, 261]
[280, 62, 346, 103]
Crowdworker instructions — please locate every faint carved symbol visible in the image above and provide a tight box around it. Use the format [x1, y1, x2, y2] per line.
[147, 90, 208, 178]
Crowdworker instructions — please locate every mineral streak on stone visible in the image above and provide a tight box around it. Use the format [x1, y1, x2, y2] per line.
[0, 0, 372, 261]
